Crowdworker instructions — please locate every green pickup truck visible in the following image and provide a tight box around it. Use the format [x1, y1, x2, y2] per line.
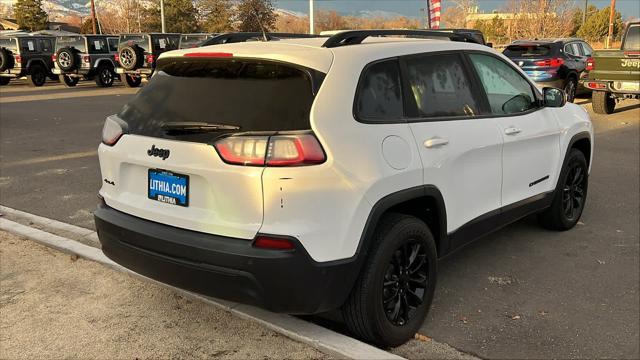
[585, 21, 640, 114]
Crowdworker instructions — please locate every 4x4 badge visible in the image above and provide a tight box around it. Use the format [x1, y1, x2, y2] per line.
[147, 145, 170, 160]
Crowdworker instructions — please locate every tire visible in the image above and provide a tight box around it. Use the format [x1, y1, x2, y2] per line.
[342, 213, 437, 347]
[563, 77, 577, 103]
[60, 74, 79, 87]
[592, 90, 616, 114]
[56, 47, 79, 72]
[94, 65, 115, 87]
[27, 64, 47, 87]
[0, 47, 15, 71]
[0, 77, 10, 85]
[538, 149, 588, 231]
[118, 45, 143, 70]
[123, 74, 142, 88]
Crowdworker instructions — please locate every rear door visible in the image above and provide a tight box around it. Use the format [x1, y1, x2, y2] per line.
[466, 52, 562, 207]
[402, 52, 504, 240]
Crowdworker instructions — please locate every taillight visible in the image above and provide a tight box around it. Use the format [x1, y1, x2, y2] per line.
[253, 235, 295, 250]
[586, 57, 594, 71]
[213, 134, 326, 167]
[624, 51, 640, 57]
[51, 54, 57, 62]
[146, 54, 154, 64]
[101, 116, 126, 146]
[534, 58, 564, 67]
[114, 53, 120, 63]
[14, 55, 21, 64]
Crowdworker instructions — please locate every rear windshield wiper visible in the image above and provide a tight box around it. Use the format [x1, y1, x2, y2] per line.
[161, 122, 240, 133]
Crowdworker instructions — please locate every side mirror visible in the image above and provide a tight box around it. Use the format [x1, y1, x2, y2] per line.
[543, 87, 566, 107]
[486, 42, 493, 48]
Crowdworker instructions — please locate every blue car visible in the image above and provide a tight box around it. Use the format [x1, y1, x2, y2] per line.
[503, 38, 594, 102]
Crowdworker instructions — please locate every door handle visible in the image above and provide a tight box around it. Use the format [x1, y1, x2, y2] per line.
[504, 127, 522, 136]
[424, 137, 449, 148]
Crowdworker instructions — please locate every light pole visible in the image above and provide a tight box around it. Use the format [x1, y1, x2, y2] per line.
[582, 0, 587, 25]
[309, 0, 314, 35]
[160, 0, 166, 33]
[606, 0, 616, 48]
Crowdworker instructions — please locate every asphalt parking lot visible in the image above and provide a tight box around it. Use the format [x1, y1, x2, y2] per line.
[1, 80, 639, 359]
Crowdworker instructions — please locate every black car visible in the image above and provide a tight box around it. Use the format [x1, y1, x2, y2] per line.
[0, 35, 56, 86]
[115, 33, 180, 87]
[503, 38, 594, 102]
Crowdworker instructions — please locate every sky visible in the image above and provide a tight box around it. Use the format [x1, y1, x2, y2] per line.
[277, 0, 640, 20]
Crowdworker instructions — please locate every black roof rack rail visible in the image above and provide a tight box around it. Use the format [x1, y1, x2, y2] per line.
[201, 32, 323, 46]
[321, 29, 481, 48]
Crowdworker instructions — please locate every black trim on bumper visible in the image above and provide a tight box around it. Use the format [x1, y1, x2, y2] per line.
[94, 204, 358, 314]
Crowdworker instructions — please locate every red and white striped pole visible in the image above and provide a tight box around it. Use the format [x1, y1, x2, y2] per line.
[429, 0, 442, 29]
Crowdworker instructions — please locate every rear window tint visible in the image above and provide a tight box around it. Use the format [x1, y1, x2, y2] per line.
[118, 59, 323, 143]
[0, 38, 17, 52]
[179, 34, 210, 49]
[56, 36, 86, 52]
[623, 25, 640, 51]
[119, 35, 149, 51]
[504, 44, 552, 57]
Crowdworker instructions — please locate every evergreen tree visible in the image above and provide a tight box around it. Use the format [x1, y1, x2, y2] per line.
[577, 6, 623, 42]
[235, 0, 276, 32]
[13, 0, 48, 31]
[164, 0, 199, 33]
[199, 0, 233, 33]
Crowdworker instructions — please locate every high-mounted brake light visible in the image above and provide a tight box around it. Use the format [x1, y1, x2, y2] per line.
[101, 116, 126, 146]
[534, 58, 564, 67]
[585, 57, 595, 71]
[253, 235, 295, 250]
[184, 52, 233, 58]
[213, 134, 326, 167]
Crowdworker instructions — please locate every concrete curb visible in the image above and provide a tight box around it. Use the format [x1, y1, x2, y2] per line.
[0, 211, 405, 360]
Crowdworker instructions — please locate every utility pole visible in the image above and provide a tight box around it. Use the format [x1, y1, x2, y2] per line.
[582, 0, 588, 25]
[309, 0, 314, 34]
[606, 0, 616, 48]
[160, 0, 166, 33]
[89, 0, 97, 34]
[426, 0, 431, 29]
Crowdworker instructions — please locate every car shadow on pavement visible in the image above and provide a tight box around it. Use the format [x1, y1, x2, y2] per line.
[614, 102, 640, 114]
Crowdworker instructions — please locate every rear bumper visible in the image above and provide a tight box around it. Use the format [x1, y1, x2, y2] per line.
[0, 68, 24, 78]
[53, 68, 92, 76]
[116, 68, 153, 77]
[582, 80, 640, 96]
[94, 203, 358, 314]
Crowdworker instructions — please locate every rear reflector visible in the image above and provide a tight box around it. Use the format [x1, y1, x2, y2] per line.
[253, 236, 295, 250]
[586, 82, 606, 89]
[214, 134, 325, 167]
[184, 52, 233, 58]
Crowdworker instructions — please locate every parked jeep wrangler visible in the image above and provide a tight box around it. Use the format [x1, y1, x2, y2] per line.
[53, 35, 120, 87]
[0, 35, 55, 86]
[115, 33, 180, 87]
[584, 21, 640, 114]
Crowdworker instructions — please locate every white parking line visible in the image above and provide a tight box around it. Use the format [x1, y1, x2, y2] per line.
[0, 207, 405, 360]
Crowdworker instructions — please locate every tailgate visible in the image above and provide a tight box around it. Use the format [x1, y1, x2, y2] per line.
[98, 134, 264, 239]
[589, 50, 640, 81]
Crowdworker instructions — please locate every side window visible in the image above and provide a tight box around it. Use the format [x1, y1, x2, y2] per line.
[108, 38, 119, 52]
[468, 53, 538, 115]
[355, 59, 403, 121]
[39, 39, 52, 52]
[581, 42, 593, 56]
[571, 43, 583, 56]
[564, 44, 574, 55]
[21, 39, 37, 52]
[89, 38, 108, 54]
[404, 53, 481, 118]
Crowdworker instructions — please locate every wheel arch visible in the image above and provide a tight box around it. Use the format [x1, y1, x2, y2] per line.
[94, 58, 115, 69]
[25, 58, 47, 72]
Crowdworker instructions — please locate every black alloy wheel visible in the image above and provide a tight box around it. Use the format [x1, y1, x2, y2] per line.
[382, 241, 429, 326]
[562, 163, 586, 222]
[564, 78, 577, 103]
[95, 66, 114, 87]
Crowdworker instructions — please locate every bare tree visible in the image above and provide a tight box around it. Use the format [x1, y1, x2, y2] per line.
[442, 0, 477, 28]
[505, 0, 574, 40]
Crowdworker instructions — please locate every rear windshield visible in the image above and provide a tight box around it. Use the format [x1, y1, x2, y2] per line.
[152, 35, 179, 52]
[179, 35, 210, 49]
[119, 35, 149, 51]
[56, 36, 86, 52]
[0, 38, 17, 52]
[504, 44, 552, 57]
[118, 59, 324, 143]
[623, 25, 640, 51]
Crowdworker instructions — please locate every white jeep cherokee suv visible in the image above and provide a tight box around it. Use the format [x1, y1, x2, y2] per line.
[95, 30, 593, 347]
